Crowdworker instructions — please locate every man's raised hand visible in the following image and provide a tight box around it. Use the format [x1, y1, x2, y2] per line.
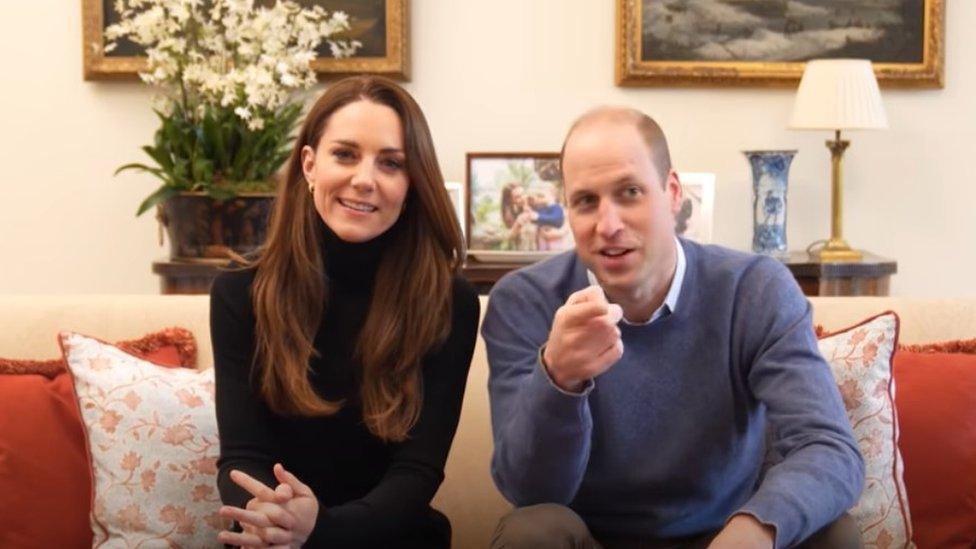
[542, 285, 624, 392]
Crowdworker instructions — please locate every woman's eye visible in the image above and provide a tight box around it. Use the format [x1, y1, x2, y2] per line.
[381, 158, 404, 170]
[333, 149, 355, 161]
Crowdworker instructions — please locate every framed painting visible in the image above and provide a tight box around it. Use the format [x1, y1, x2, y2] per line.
[465, 152, 572, 263]
[675, 172, 715, 244]
[616, 0, 944, 88]
[444, 181, 465, 238]
[82, 0, 408, 81]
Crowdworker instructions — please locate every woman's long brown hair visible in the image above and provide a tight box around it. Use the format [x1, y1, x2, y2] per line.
[250, 76, 464, 442]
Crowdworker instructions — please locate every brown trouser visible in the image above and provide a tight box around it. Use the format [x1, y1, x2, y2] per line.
[490, 503, 864, 549]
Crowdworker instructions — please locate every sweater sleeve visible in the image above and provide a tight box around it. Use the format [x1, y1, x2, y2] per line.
[210, 269, 281, 509]
[304, 278, 480, 546]
[535, 204, 565, 228]
[535, 204, 566, 229]
[733, 258, 865, 549]
[481, 275, 594, 506]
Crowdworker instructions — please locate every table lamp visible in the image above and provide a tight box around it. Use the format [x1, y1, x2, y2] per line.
[789, 59, 888, 262]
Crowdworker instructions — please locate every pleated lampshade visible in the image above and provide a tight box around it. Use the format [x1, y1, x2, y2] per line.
[789, 59, 888, 131]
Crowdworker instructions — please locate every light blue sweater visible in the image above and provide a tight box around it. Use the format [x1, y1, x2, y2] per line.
[482, 239, 864, 548]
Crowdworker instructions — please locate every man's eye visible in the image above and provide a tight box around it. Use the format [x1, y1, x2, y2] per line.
[624, 186, 642, 197]
[573, 196, 596, 208]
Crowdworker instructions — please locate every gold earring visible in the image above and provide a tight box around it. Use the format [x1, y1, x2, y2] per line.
[307, 180, 314, 194]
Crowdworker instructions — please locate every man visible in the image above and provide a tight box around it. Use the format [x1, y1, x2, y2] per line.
[482, 107, 864, 549]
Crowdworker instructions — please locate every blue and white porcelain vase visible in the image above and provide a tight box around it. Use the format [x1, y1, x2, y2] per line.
[744, 150, 796, 257]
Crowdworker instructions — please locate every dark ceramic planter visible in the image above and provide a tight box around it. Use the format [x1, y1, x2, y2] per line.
[159, 192, 274, 261]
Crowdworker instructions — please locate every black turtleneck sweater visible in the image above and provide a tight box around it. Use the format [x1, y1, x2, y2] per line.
[210, 222, 480, 548]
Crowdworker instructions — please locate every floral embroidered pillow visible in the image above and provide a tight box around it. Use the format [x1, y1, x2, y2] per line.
[60, 332, 225, 547]
[818, 312, 914, 549]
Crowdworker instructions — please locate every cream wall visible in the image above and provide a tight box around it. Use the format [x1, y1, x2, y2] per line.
[1, 1, 973, 296]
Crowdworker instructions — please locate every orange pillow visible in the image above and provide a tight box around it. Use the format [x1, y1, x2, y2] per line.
[0, 372, 93, 548]
[0, 328, 196, 549]
[893, 351, 976, 549]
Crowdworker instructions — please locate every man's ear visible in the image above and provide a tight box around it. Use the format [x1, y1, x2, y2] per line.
[666, 169, 683, 215]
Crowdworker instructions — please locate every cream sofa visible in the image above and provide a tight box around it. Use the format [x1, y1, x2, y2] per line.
[2, 295, 975, 548]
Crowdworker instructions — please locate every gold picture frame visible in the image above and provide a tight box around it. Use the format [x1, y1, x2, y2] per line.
[615, 0, 944, 88]
[82, 0, 409, 81]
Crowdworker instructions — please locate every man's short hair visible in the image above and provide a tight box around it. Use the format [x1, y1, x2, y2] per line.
[560, 107, 672, 187]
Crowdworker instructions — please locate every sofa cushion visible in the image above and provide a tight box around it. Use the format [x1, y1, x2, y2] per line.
[817, 312, 912, 548]
[893, 350, 976, 549]
[0, 372, 92, 549]
[899, 337, 976, 354]
[0, 328, 197, 549]
[817, 325, 976, 357]
[61, 331, 224, 547]
[0, 326, 197, 377]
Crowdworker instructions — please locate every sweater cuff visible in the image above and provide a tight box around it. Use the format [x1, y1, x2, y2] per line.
[736, 493, 796, 549]
[536, 345, 595, 397]
[304, 499, 330, 546]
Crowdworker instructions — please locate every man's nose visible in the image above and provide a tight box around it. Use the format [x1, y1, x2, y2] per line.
[595, 202, 624, 238]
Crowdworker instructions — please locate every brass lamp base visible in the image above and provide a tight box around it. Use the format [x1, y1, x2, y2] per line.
[813, 131, 863, 263]
[813, 238, 863, 262]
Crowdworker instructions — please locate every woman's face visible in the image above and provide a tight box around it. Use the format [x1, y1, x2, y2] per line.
[302, 100, 409, 243]
[511, 186, 526, 207]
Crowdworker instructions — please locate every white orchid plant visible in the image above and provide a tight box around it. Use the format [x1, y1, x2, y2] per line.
[106, 0, 361, 215]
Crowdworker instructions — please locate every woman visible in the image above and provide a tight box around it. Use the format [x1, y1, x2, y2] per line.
[500, 182, 536, 250]
[210, 76, 479, 548]
[500, 182, 526, 230]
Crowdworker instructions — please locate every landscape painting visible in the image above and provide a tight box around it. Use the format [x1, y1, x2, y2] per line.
[616, 0, 944, 87]
[642, 0, 924, 63]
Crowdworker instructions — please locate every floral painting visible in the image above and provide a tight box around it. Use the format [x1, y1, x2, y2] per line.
[99, 0, 385, 59]
[83, 0, 408, 79]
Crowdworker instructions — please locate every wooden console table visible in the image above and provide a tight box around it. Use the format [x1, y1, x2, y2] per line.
[784, 251, 896, 297]
[154, 251, 897, 297]
[461, 251, 897, 297]
[152, 259, 226, 295]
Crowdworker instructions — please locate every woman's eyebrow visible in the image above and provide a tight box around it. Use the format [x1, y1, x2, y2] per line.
[329, 139, 403, 155]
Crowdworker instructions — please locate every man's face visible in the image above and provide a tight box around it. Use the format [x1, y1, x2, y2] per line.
[562, 120, 682, 298]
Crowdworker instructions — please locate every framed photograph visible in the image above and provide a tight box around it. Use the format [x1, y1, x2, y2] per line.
[82, 0, 408, 81]
[616, 0, 944, 88]
[675, 172, 715, 244]
[444, 181, 465, 238]
[465, 153, 572, 263]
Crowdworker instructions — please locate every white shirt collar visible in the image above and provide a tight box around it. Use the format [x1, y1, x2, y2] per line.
[586, 236, 686, 325]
